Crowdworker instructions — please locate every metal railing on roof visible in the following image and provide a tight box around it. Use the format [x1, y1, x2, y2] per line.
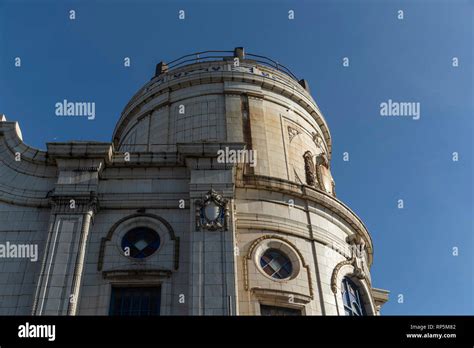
[163, 50, 299, 81]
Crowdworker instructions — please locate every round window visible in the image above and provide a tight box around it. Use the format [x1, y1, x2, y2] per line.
[121, 227, 160, 259]
[259, 249, 293, 279]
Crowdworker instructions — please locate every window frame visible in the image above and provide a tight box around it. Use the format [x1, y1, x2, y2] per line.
[259, 248, 293, 280]
[121, 226, 161, 259]
[109, 285, 162, 316]
[341, 277, 366, 316]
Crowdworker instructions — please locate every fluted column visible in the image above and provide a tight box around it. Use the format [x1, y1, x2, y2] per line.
[32, 195, 98, 315]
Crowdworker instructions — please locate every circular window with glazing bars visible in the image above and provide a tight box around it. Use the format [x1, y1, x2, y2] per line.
[121, 227, 160, 259]
[259, 248, 293, 280]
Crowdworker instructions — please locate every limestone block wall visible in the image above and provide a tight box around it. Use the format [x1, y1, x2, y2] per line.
[0, 203, 50, 315]
[112, 61, 331, 186]
[244, 96, 327, 183]
[76, 164, 192, 315]
[117, 83, 328, 183]
[118, 85, 227, 153]
[0, 119, 58, 315]
[77, 207, 191, 315]
[171, 95, 226, 144]
[234, 186, 376, 316]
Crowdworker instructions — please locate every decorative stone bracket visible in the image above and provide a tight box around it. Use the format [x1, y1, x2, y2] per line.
[50, 191, 99, 215]
[302, 150, 336, 197]
[330, 234, 370, 294]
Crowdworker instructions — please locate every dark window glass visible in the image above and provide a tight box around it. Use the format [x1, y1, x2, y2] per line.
[341, 277, 366, 316]
[259, 249, 293, 279]
[121, 227, 160, 259]
[260, 304, 302, 316]
[109, 287, 161, 316]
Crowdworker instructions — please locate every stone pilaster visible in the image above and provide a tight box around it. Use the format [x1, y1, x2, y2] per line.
[179, 143, 241, 315]
[32, 143, 111, 315]
[32, 195, 98, 315]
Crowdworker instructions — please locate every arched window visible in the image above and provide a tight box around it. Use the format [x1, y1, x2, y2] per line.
[341, 277, 366, 316]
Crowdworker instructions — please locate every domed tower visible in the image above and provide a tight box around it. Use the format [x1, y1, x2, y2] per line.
[0, 48, 388, 316]
[110, 47, 389, 315]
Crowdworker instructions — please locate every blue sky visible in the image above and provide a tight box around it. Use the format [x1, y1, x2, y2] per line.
[0, 0, 472, 314]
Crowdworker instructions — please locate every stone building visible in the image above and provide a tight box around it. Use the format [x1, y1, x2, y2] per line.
[0, 48, 389, 316]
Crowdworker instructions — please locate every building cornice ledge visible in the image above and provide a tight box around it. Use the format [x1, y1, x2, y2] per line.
[0, 117, 53, 166]
[46, 142, 114, 163]
[239, 174, 374, 265]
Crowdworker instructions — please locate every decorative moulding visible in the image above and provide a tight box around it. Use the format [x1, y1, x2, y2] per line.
[195, 189, 229, 231]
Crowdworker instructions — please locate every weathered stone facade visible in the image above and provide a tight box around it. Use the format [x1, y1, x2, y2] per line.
[0, 48, 388, 315]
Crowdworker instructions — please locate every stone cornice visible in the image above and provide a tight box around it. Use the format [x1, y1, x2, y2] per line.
[112, 61, 332, 157]
[46, 142, 113, 163]
[238, 174, 374, 265]
[177, 142, 246, 157]
[0, 183, 52, 207]
[372, 287, 390, 307]
[107, 142, 247, 168]
[50, 192, 99, 214]
[0, 118, 57, 207]
[102, 269, 172, 280]
[251, 288, 312, 304]
[110, 152, 181, 167]
[0, 119, 50, 162]
[178, 142, 246, 170]
[95, 194, 189, 209]
[0, 119, 56, 171]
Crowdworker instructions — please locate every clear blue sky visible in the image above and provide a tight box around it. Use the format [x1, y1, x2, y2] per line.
[0, 0, 472, 315]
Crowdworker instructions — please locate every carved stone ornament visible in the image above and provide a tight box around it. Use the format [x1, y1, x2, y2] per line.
[195, 189, 229, 231]
[346, 234, 367, 280]
[303, 151, 316, 186]
[316, 152, 336, 196]
[330, 234, 370, 294]
[312, 132, 323, 150]
[288, 126, 301, 142]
